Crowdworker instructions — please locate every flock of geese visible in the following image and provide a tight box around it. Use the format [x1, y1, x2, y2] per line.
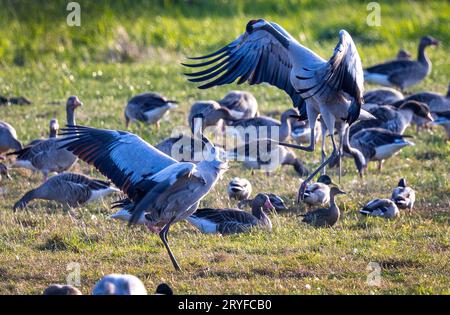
[0, 19, 448, 274]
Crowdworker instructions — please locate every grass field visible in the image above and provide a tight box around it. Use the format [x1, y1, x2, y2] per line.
[0, 0, 449, 294]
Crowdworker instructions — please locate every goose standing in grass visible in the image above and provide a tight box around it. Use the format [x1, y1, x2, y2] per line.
[350, 100, 433, 137]
[228, 108, 298, 143]
[124, 92, 178, 129]
[13, 173, 119, 210]
[188, 100, 241, 132]
[300, 187, 345, 227]
[363, 88, 404, 105]
[9, 96, 82, 181]
[27, 118, 59, 147]
[227, 177, 252, 200]
[0, 120, 22, 158]
[218, 90, 259, 119]
[184, 19, 365, 199]
[238, 193, 287, 212]
[364, 36, 440, 91]
[60, 125, 228, 271]
[227, 139, 309, 176]
[391, 178, 415, 210]
[187, 193, 274, 235]
[300, 174, 335, 207]
[92, 274, 147, 295]
[359, 198, 399, 219]
[349, 128, 414, 173]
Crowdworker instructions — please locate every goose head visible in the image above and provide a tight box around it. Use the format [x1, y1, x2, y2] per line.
[329, 186, 346, 197]
[420, 36, 440, 48]
[399, 100, 433, 122]
[252, 193, 275, 213]
[67, 95, 83, 110]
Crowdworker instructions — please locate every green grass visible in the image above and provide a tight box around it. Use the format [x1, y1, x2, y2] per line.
[0, 0, 449, 295]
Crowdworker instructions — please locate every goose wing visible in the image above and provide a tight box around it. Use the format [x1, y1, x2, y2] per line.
[59, 125, 177, 202]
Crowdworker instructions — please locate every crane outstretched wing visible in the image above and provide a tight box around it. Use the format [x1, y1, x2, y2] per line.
[59, 125, 177, 201]
[183, 22, 305, 109]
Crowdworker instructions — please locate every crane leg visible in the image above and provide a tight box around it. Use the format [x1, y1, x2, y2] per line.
[159, 216, 181, 271]
[298, 134, 338, 200]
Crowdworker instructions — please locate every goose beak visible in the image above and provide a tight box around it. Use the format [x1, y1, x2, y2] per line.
[264, 199, 275, 210]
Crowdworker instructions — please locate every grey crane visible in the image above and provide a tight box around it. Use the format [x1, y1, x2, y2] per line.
[364, 36, 440, 91]
[184, 19, 364, 198]
[9, 96, 82, 181]
[13, 172, 119, 211]
[218, 90, 259, 119]
[0, 120, 22, 158]
[299, 186, 346, 227]
[187, 193, 274, 235]
[124, 92, 178, 129]
[359, 198, 399, 219]
[391, 178, 415, 210]
[60, 125, 228, 271]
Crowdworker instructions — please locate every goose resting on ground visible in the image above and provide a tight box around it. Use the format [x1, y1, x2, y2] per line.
[227, 108, 298, 143]
[218, 90, 259, 119]
[237, 193, 287, 212]
[188, 100, 241, 132]
[227, 177, 252, 200]
[391, 178, 415, 210]
[60, 125, 228, 271]
[359, 198, 399, 219]
[13, 173, 119, 211]
[227, 139, 309, 176]
[124, 92, 178, 129]
[187, 193, 274, 235]
[363, 88, 404, 105]
[364, 36, 440, 91]
[0, 120, 22, 158]
[300, 174, 335, 207]
[184, 19, 365, 199]
[299, 186, 346, 227]
[9, 96, 82, 181]
[92, 274, 147, 295]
